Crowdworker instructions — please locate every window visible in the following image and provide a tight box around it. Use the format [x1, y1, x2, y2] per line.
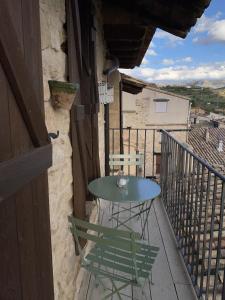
[154, 98, 169, 113]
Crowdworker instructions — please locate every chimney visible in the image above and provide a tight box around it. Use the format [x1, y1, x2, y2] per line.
[218, 140, 223, 152]
[205, 128, 210, 142]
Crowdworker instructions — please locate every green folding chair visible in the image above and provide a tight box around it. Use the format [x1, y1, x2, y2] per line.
[69, 216, 159, 300]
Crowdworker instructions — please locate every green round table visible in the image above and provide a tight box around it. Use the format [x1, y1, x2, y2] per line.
[88, 176, 160, 236]
[88, 176, 161, 203]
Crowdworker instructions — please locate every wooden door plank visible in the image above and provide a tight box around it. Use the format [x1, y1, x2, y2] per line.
[0, 144, 52, 202]
[21, 0, 44, 109]
[0, 1, 49, 147]
[30, 175, 55, 299]
[0, 198, 22, 300]
[67, 0, 88, 219]
[0, 66, 12, 161]
[15, 185, 39, 300]
[70, 0, 83, 75]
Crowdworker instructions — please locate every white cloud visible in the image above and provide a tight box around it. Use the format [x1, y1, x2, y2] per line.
[146, 49, 157, 56]
[154, 29, 183, 46]
[120, 62, 225, 83]
[208, 19, 225, 42]
[193, 13, 225, 44]
[194, 13, 222, 33]
[162, 59, 175, 65]
[182, 57, 192, 63]
[162, 57, 192, 66]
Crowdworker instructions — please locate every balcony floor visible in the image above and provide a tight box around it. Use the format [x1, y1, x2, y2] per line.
[74, 199, 197, 300]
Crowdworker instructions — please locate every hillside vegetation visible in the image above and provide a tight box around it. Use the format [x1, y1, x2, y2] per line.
[216, 87, 225, 98]
[161, 85, 225, 114]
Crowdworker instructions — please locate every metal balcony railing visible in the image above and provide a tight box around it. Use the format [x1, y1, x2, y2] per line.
[109, 127, 225, 299]
[161, 129, 225, 299]
[109, 127, 188, 178]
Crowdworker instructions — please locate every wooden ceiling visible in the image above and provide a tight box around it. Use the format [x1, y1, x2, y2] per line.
[102, 0, 211, 68]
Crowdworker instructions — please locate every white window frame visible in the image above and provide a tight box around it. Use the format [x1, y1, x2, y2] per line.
[154, 99, 169, 113]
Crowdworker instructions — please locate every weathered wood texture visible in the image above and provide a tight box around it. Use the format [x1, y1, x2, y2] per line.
[0, 144, 52, 201]
[67, 0, 100, 220]
[0, 1, 54, 299]
[0, 1, 49, 147]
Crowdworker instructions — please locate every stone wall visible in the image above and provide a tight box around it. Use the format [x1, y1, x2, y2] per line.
[123, 87, 190, 127]
[40, 1, 77, 299]
[40, 1, 106, 298]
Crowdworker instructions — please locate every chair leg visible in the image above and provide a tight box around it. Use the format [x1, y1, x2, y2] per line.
[101, 281, 130, 300]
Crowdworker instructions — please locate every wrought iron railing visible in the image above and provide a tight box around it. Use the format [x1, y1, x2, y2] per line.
[161, 129, 225, 299]
[109, 128, 159, 177]
[109, 128, 188, 177]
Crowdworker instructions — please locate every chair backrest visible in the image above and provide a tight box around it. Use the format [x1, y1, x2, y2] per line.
[109, 153, 144, 167]
[68, 216, 141, 276]
[109, 153, 144, 176]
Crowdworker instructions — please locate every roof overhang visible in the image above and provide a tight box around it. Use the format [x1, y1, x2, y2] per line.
[102, 0, 211, 69]
[121, 73, 147, 94]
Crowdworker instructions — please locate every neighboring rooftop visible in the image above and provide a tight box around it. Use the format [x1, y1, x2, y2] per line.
[188, 128, 225, 171]
[121, 73, 190, 100]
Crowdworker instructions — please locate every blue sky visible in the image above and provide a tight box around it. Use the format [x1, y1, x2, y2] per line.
[121, 0, 225, 84]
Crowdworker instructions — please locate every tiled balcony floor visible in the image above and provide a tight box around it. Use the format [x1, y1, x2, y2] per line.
[74, 199, 197, 300]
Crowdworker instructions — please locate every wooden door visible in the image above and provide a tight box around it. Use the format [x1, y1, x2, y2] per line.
[67, 0, 100, 220]
[0, 1, 54, 299]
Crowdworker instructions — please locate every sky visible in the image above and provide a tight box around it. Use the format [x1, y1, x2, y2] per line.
[120, 0, 225, 84]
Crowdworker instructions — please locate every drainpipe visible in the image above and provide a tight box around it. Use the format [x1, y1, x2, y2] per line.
[103, 56, 119, 176]
[186, 101, 192, 142]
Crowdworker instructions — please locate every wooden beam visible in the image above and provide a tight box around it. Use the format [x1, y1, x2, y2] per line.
[102, 3, 191, 38]
[107, 41, 142, 51]
[104, 25, 146, 41]
[0, 144, 52, 202]
[70, 0, 83, 75]
[0, 1, 50, 147]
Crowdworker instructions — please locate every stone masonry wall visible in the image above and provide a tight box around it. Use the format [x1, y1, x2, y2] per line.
[40, 1, 106, 299]
[40, 1, 77, 299]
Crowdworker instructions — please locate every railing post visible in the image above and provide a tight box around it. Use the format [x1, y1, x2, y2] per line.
[104, 104, 110, 176]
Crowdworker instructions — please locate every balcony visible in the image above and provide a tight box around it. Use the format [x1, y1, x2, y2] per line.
[76, 128, 225, 299]
[75, 198, 196, 300]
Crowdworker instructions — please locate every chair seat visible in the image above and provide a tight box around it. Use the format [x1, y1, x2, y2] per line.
[84, 235, 159, 285]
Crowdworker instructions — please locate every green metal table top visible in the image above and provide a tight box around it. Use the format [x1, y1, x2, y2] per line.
[88, 176, 161, 203]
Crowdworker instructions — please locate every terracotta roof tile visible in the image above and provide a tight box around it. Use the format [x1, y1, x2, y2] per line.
[188, 128, 225, 169]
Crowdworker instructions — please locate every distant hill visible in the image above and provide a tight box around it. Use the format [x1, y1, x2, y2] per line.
[158, 80, 225, 89]
[161, 85, 225, 114]
[189, 80, 225, 89]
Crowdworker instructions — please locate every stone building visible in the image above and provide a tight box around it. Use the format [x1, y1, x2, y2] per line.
[109, 74, 190, 176]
